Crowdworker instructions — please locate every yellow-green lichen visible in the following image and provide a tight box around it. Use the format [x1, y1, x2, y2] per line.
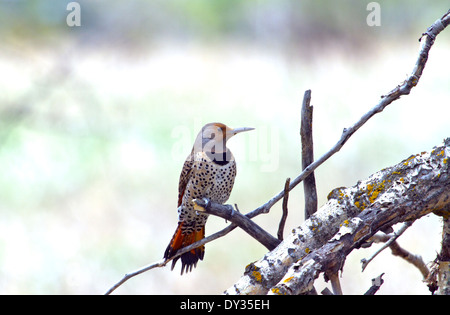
[366, 180, 386, 204]
[252, 271, 262, 282]
[327, 187, 347, 201]
[354, 200, 367, 211]
[271, 287, 283, 295]
[284, 276, 294, 283]
[403, 155, 415, 166]
[308, 218, 322, 233]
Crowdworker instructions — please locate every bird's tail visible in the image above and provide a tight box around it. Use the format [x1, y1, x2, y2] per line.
[164, 222, 205, 275]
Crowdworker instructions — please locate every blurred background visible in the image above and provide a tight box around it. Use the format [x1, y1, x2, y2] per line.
[0, 0, 449, 294]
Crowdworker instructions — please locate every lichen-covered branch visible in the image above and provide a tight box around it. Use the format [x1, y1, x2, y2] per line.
[225, 139, 450, 295]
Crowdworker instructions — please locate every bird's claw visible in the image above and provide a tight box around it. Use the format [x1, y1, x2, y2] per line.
[192, 198, 210, 212]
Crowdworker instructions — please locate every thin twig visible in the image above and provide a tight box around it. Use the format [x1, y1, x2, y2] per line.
[277, 178, 291, 240]
[248, 11, 450, 219]
[105, 259, 167, 295]
[364, 273, 385, 295]
[364, 232, 431, 280]
[389, 239, 430, 279]
[361, 221, 413, 272]
[300, 89, 317, 219]
[105, 223, 236, 294]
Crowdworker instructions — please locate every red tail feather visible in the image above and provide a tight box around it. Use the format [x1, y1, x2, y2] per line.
[164, 222, 205, 275]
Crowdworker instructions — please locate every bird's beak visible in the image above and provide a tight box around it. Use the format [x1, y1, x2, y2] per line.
[231, 127, 255, 135]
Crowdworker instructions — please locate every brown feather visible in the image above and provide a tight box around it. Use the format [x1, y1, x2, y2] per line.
[177, 151, 194, 207]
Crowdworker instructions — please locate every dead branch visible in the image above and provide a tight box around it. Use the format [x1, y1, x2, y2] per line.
[226, 139, 450, 295]
[300, 89, 317, 219]
[364, 226, 430, 280]
[192, 198, 281, 250]
[224, 10, 450, 295]
[246, 9, 450, 221]
[106, 9, 450, 295]
[438, 216, 450, 294]
[277, 178, 291, 241]
[104, 259, 167, 295]
[361, 221, 413, 272]
[427, 208, 450, 294]
[364, 273, 385, 295]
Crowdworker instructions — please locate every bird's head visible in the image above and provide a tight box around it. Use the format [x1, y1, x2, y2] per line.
[193, 122, 254, 154]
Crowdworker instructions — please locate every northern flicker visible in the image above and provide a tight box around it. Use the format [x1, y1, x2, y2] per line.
[164, 122, 254, 274]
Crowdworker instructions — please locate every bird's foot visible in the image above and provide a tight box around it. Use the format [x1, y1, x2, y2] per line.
[192, 198, 210, 212]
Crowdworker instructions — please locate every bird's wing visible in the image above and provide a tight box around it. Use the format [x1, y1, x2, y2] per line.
[177, 152, 194, 207]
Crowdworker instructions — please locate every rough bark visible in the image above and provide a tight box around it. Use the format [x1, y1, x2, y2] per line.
[225, 138, 450, 295]
[300, 89, 317, 219]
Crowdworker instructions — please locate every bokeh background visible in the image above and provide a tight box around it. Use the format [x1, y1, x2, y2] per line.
[0, 0, 449, 294]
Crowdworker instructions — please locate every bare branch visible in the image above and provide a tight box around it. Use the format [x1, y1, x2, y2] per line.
[104, 259, 167, 295]
[105, 222, 237, 294]
[439, 212, 450, 261]
[247, 9, 450, 220]
[224, 11, 450, 295]
[361, 221, 414, 272]
[192, 198, 281, 251]
[327, 272, 343, 295]
[227, 139, 450, 294]
[364, 273, 385, 295]
[277, 178, 291, 241]
[439, 217, 450, 294]
[365, 229, 430, 280]
[300, 89, 317, 219]
[427, 209, 450, 294]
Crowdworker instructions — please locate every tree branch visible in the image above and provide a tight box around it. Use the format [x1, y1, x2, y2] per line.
[364, 273, 385, 295]
[226, 139, 450, 294]
[427, 207, 450, 294]
[361, 221, 414, 272]
[192, 198, 281, 251]
[247, 8, 450, 220]
[277, 178, 291, 241]
[224, 10, 450, 295]
[363, 226, 430, 280]
[105, 259, 167, 295]
[437, 216, 450, 295]
[301, 89, 317, 219]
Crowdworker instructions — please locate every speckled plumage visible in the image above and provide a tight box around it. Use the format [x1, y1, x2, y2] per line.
[178, 150, 236, 230]
[164, 122, 253, 274]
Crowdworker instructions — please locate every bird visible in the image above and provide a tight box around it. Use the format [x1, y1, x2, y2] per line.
[164, 122, 254, 274]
